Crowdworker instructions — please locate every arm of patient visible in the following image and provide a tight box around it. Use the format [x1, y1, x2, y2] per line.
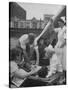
[14, 67, 40, 79]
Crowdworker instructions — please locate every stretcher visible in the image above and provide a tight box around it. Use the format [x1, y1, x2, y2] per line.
[11, 65, 42, 88]
[28, 72, 65, 85]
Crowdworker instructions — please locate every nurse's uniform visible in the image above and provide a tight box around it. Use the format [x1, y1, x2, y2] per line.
[46, 26, 66, 78]
[55, 26, 66, 71]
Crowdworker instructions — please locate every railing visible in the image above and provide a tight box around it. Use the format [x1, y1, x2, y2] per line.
[10, 28, 42, 38]
[9, 28, 57, 45]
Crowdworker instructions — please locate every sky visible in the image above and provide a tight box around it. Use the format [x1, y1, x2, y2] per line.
[17, 2, 63, 20]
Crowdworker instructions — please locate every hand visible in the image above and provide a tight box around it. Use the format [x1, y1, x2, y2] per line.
[31, 65, 37, 71]
[30, 69, 37, 75]
[30, 66, 39, 75]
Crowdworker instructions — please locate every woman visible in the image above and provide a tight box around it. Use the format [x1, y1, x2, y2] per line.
[54, 17, 66, 48]
[54, 17, 66, 73]
[45, 16, 66, 78]
[9, 48, 39, 88]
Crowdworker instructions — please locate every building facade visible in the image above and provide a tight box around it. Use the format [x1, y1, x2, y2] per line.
[9, 2, 26, 21]
[10, 15, 54, 29]
[43, 14, 54, 26]
[9, 3, 54, 29]
[10, 17, 44, 29]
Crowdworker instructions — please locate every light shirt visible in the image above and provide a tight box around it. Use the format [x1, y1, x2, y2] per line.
[19, 34, 29, 50]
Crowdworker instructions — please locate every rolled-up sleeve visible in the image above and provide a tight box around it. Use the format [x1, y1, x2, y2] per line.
[10, 61, 18, 75]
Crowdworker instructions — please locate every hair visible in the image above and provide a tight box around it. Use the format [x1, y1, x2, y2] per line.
[57, 19, 66, 26]
[37, 37, 45, 45]
[57, 18, 65, 25]
[28, 33, 36, 44]
[10, 47, 23, 61]
[51, 39, 57, 48]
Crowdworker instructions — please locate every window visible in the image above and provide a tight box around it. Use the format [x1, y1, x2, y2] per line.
[32, 22, 37, 29]
[26, 22, 30, 28]
[20, 22, 24, 28]
[14, 21, 18, 28]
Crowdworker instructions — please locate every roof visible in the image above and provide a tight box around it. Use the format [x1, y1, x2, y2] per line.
[9, 2, 26, 20]
[54, 6, 66, 27]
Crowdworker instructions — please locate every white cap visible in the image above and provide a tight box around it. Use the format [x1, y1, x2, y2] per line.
[60, 16, 66, 23]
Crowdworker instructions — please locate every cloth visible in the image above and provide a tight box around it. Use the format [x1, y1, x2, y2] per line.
[46, 44, 63, 78]
[50, 53, 62, 73]
[46, 53, 63, 78]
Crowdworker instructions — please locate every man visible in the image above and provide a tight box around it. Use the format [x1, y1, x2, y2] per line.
[18, 33, 39, 69]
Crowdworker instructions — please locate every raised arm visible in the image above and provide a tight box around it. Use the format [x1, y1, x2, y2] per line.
[14, 66, 40, 79]
[34, 6, 65, 46]
[34, 46, 39, 65]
